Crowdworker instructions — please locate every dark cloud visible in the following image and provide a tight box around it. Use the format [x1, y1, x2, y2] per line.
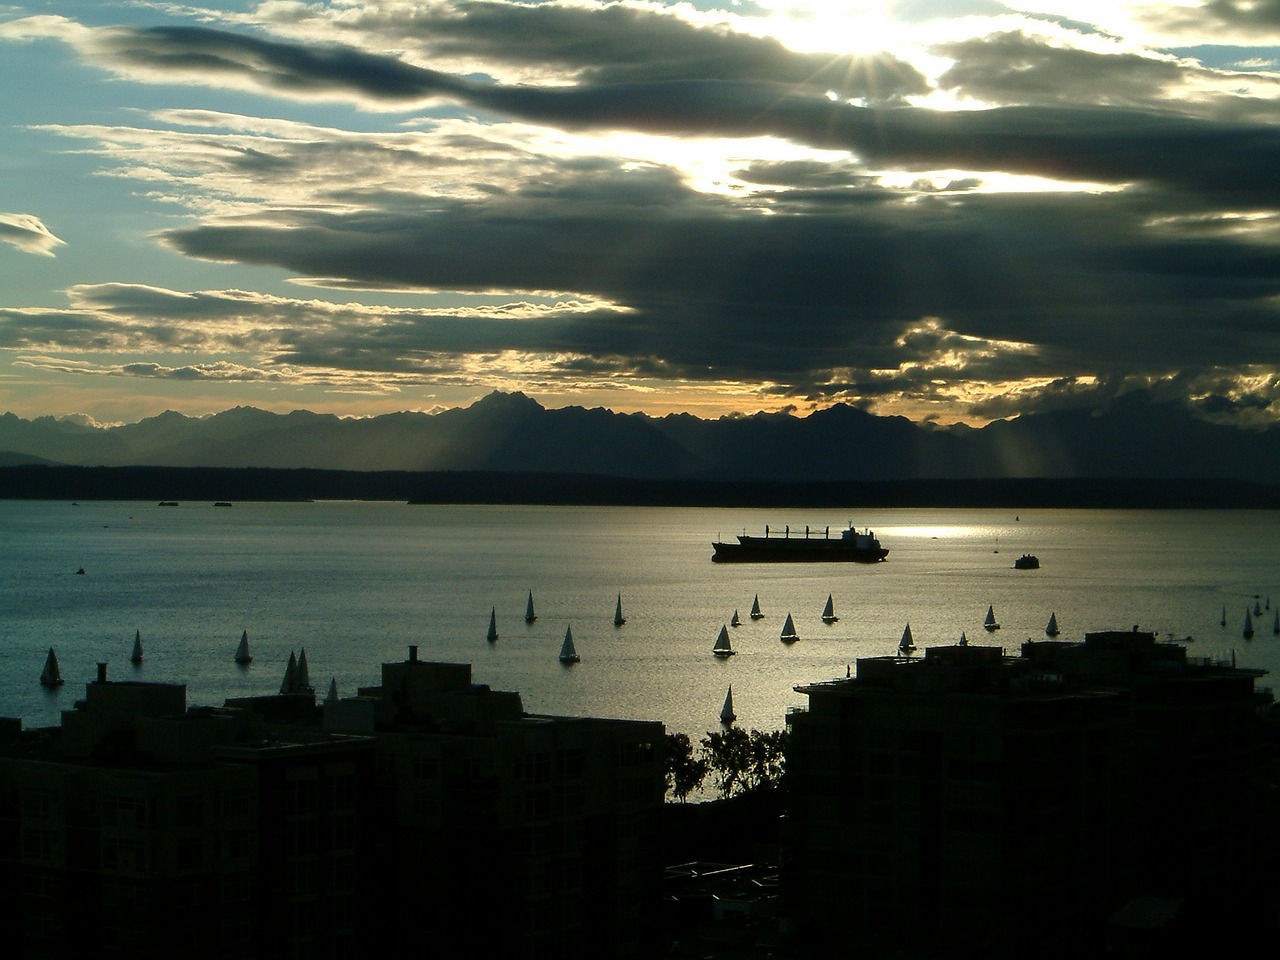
[1201, 0, 1280, 29]
[258, 0, 929, 100]
[152, 166, 1280, 395]
[74, 24, 1280, 203]
[935, 31, 1188, 107]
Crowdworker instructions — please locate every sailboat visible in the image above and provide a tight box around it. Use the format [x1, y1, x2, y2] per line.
[297, 648, 313, 693]
[234, 629, 252, 664]
[130, 629, 144, 664]
[1221, 605, 1227, 627]
[40, 647, 64, 687]
[280, 651, 298, 693]
[1255, 599, 1263, 617]
[750, 594, 764, 620]
[730, 610, 741, 627]
[780, 612, 799, 643]
[984, 605, 1000, 631]
[1273, 610, 1279, 636]
[487, 607, 499, 642]
[821, 594, 839, 624]
[559, 625, 580, 663]
[1244, 609, 1255, 639]
[958, 631, 968, 646]
[720, 685, 736, 724]
[614, 593, 626, 626]
[525, 590, 537, 623]
[1046, 612, 1060, 637]
[713, 624, 736, 658]
[326, 677, 339, 703]
[898, 623, 916, 655]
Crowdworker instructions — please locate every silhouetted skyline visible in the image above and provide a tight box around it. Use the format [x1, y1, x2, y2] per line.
[1, 2, 1278, 430]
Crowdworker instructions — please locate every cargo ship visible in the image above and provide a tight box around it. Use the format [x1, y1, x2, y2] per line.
[711, 524, 888, 563]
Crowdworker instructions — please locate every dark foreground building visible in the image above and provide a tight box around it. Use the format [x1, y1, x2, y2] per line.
[784, 630, 1277, 959]
[0, 650, 663, 959]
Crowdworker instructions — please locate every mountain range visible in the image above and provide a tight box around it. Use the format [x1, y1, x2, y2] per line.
[2, 390, 1279, 483]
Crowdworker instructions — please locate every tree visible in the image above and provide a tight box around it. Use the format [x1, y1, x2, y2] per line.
[700, 727, 788, 799]
[663, 731, 708, 802]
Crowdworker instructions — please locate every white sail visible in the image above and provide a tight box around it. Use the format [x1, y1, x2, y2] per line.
[821, 594, 838, 623]
[297, 647, 312, 692]
[488, 607, 499, 641]
[40, 647, 63, 687]
[525, 590, 537, 623]
[1244, 609, 1255, 638]
[235, 629, 252, 664]
[899, 623, 915, 655]
[1046, 612, 1059, 637]
[730, 610, 741, 627]
[713, 624, 735, 657]
[130, 629, 143, 664]
[614, 593, 626, 626]
[780, 612, 799, 643]
[750, 594, 764, 619]
[720, 685, 736, 724]
[559, 625, 580, 663]
[280, 651, 298, 693]
[984, 605, 1000, 630]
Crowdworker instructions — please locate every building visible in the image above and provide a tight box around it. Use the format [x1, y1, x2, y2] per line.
[0, 649, 664, 960]
[783, 630, 1274, 958]
[0, 663, 376, 959]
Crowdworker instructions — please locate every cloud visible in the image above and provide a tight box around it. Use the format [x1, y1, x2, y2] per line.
[0, 213, 65, 256]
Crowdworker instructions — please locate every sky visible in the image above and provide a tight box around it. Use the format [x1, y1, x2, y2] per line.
[2, 1, 1280, 427]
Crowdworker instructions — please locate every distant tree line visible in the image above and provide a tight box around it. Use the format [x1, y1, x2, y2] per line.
[663, 728, 787, 802]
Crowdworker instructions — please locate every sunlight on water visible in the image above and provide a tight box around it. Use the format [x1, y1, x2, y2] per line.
[3, 502, 1280, 744]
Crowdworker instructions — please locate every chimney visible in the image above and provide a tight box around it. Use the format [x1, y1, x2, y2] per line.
[96, 662, 107, 684]
[409, 645, 418, 662]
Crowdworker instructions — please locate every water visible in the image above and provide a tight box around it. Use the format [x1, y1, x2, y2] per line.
[3, 501, 1279, 741]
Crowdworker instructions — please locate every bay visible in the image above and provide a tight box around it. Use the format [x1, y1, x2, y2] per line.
[3, 500, 1279, 741]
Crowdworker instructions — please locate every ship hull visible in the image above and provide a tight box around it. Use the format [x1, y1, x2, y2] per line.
[711, 538, 888, 563]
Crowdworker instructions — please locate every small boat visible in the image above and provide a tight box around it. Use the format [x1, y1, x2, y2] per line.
[213, 501, 232, 507]
[780, 612, 799, 643]
[1244, 609, 1255, 639]
[898, 623, 916, 655]
[614, 593, 626, 627]
[130, 629, 143, 664]
[821, 594, 839, 624]
[720, 685, 736, 724]
[40, 647, 64, 687]
[749, 594, 764, 620]
[713, 624, 736, 658]
[559, 625, 580, 663]
[984, 605, 1000, 631]
[1014, 554, 1039, 570]
[730, 609, 741, 627]
[235, 630, 252, 664]
[1046, 613, 1060, 637]
[525, 590, 536, 623]
[487, 607, 499, 642]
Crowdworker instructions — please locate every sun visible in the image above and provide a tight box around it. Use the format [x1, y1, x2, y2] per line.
[750, 1, 908, 56]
